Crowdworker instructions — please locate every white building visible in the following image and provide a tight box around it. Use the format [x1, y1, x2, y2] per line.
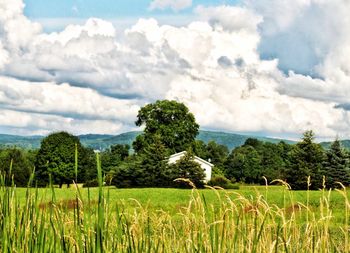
[168, 151, 213, 182]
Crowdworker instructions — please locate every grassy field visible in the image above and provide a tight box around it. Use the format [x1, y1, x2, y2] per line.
[12, 185, 350, 218]
[1, 181, 350, 252]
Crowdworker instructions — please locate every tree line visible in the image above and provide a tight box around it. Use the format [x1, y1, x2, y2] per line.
[1, 100, 350, 190]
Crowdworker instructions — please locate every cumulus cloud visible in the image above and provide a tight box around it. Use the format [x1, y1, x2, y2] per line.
[0, 108, 128, 136]
[0, 0, 41, 55]
[245, 0, 350, 78]
[243, 0, 350, 107]
[0, 76, 139, 121]
[149, 0, 192, 11]
[1, 0, 350, 139]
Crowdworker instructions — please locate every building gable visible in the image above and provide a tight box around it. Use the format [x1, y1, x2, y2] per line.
[168, 151, 213, 182]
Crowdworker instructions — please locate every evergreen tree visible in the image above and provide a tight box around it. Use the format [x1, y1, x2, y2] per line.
[101, 144, 130, 173]
[168, 151, 206, 188]
[286, 130, 325, 190]
[113, 135, 169, 187]
[139, 134, 169, 187]
[323, 139, 350, 188]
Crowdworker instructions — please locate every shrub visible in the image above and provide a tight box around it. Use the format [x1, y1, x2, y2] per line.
[83, 179, 99, 188]
[207, 176, 239, 189]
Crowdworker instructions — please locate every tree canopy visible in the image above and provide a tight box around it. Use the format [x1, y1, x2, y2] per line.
[323, 139, 350, 188]
[0, 148, 34, 186]
[35, 132, 93, 187]
[286, 130, 325, 190]
[133, 100, 199, 154]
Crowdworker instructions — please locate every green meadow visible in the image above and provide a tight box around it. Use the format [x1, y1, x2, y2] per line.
[11, 185, 350, 219]
[2, 182, 350, 252]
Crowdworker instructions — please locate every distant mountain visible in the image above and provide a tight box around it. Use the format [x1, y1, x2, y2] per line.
[0, 134, 43, 149]
[0, 130, 294, 150]
[78, 134, 114, 149]
[320, 140, 350, 150]
[197, 131, 295, 150]
[82, 131, 141, 150]
[3, 130, 350, 151]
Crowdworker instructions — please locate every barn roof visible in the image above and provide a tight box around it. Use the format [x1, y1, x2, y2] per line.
[168, 151, 214, 167]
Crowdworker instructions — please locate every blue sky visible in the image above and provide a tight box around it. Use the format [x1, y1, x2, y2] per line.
[24, 0, 241, 19]
[1, 0, 350, 139]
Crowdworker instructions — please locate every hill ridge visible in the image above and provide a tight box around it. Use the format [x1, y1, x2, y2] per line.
[1, 131, 347, 150]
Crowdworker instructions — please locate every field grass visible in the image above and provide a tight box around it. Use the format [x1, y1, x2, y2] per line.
[11, 185, 350, 217]
[1, 181, 350, 252]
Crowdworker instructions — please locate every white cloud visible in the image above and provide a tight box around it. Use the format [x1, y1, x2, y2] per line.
[0, 76, 139, 122]
[149, 0, 192, 11]
[0, 108, 128, 136]
[245, 0, 350, 81]
[196, 5, 262, 33]
[0, 0, 42, 52]
[1, 0, 350, 139]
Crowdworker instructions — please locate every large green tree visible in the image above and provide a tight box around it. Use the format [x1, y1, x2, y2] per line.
[286, 130, 325, 190]
[322, 139, 350, 189]
[133, 100, 199, 154]
[224, 145, 261, 183]
[35, 132, 93, 187]
[255, 141, 290, 182]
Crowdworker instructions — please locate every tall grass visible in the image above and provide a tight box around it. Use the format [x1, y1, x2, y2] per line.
[0, 168, 350, 252]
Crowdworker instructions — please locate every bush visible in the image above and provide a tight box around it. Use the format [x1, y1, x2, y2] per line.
[207, 176, 239, 189]
[83, 179, 99, 188]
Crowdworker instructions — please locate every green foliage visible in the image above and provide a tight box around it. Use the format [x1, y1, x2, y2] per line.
[257, 141, 290, 182]
[206, 141, 229, 167]
[322, 139, 350, 188]
[0, 148, 33, 186]
[100, 144, 130, 172]
[111, 155, 143, 188]
[243, 138, 261, 148]
[192, 140, 208, 158]
[169, 152, 206, 188]
[207, 176, 239, 189]
[224, 145, 262, 183]
[113, 135, 170, 188]
[83, 178, 99, 187]
[192, 140, 228, 177]
[224, 139, 292, 184]
[133, 100, 199, 153]
[35, 132, 94, 187]
[137, 135, 170, 187]
[286, 130, 325, 190]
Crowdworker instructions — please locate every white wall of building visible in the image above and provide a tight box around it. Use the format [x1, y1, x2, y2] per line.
[168, 151, 213, 182]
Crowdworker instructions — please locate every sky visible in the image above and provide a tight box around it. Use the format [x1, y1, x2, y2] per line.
[1, 0, 350, 140]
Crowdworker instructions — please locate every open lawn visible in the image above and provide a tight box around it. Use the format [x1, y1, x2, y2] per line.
[1, 183, 350, 252]
[13, 185, 350, 218]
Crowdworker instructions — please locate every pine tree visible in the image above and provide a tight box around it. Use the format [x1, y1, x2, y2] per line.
[322, 139, 350, 189]
[139, 134, 169, 187]
[168, 151, 206, 188]
[286, 130, 325, 190]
